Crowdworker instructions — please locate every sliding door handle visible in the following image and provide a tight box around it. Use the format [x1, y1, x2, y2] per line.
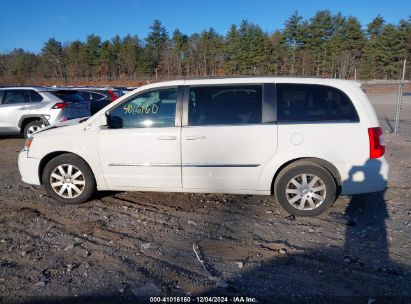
[156, 135, 177, 140]
[185, 135, 207, 140]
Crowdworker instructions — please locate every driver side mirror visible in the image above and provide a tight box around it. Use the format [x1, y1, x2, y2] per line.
[105, 111, 123, 129]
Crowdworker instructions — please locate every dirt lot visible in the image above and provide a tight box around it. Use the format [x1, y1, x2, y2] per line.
[1, 96, 411, 303]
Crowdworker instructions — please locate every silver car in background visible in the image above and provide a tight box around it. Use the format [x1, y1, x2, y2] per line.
[0, 87, 90, 138]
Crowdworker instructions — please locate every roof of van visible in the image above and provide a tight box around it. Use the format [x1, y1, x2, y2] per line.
[137, 77, 360, 87]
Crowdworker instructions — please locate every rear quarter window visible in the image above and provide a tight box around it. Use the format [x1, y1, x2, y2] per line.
[29, 90, 43, 102]
[276, 84, 359, 123]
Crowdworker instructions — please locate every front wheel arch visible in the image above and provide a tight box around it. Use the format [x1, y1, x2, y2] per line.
[41, 153, 96, 204]
[38, 152, 94, 185]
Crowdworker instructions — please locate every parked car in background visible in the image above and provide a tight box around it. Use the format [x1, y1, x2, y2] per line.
[63, 87, 125, 115]
[111, 86, 135, 95]
[18, 77, 388, 217]
[0, 87, 90, 138]
[76, 87, 124, 101]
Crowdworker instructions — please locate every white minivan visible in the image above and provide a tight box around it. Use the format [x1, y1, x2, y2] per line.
[18, 78, 388, 216]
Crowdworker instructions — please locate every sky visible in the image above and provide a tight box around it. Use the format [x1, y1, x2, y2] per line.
[0, 0, 409, 53]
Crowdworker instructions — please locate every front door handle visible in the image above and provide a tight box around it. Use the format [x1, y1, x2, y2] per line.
[185, 135, 207, 140]
[156, 135, 177, 140]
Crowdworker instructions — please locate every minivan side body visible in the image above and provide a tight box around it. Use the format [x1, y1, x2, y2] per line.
[18, 78, 388, 216]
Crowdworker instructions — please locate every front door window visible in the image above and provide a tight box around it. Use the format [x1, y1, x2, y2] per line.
[108, 88, 178, 128]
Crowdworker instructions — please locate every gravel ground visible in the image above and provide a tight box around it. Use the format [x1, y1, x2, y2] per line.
[0, 95, 410, 304]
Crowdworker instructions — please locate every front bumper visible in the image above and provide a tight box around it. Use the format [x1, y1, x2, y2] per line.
[18, 151, 41, 185]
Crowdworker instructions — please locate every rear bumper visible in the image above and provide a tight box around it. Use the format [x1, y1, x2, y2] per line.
[18, 151, 41, 185]
[337, 157, 389, 195]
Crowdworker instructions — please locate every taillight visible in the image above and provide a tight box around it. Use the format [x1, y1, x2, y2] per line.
[107, 90, 118, 101]
[368, 127, 385, 159]
[52, 102, 68, 109]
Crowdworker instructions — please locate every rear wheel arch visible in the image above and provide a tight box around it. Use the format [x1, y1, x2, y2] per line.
[19, 116, 42, 133]
[271, 157, 342, 195]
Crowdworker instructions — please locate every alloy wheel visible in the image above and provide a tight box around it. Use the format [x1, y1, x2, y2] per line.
[285, 174, 326, 210]
[27, 125, 42, 136]
[49, 164, 86, 198]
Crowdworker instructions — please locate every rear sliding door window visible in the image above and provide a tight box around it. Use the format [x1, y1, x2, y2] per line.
[188, 85, 262, 125]
[276, 84, 359, 123]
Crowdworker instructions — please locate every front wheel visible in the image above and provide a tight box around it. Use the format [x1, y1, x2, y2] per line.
[274, 161, 337, 217]
[42, 154, 96, 204]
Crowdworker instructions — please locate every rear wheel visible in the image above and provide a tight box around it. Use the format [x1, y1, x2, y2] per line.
[23, 120, 43, 139]
[274, 161, 337, 217]
[42, 154, 96, 204]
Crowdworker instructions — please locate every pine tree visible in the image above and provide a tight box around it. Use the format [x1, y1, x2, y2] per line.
[234, 20, 272, 75]
[375, 24, 407, 78]
[284, 11, 304, 74]
[41, 38, 66, 79]
[5, 49, 38, 83]
[99, 40, 114, 78]
[120, 34, 140, 78]
[363, 15, 386, 78]
[307, 10, 334, 76]
[145, 20, 168, 76]
[399, 17, 411, 79]
[196, 28, 223, 76]
[81, 34, 102, 79]
[270, 30, 287, 75]
[224, 25, 241, 75]
[330, 16, 365, 78]
[66, 40, 83, 79]
[171, 29, 188, 76]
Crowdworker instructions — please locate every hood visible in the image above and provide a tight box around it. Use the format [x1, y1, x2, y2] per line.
[35, 117, 89, 135]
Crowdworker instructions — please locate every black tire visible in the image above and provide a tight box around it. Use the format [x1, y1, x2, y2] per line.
[274, 161, 337, 217]
[23, 120, 43, 139]
[42, 154, 96, 204]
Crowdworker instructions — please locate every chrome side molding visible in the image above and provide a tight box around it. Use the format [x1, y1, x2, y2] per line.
[109, 163, 260, 168]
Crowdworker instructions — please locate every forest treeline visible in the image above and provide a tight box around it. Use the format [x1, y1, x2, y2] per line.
[0, 10, 410, 84]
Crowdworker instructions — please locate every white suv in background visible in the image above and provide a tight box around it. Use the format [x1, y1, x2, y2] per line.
[0, 87, 90, 138]
[18, 78, 388, 216]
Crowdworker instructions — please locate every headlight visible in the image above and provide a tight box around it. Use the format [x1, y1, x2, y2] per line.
[23, 137, 33, 151]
